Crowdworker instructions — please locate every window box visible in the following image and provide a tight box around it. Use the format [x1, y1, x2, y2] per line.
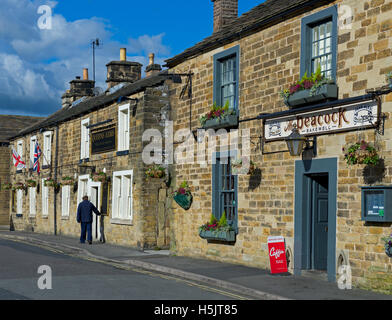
[199, 229, 236, 242]
[284, 83, 338, 108]
[202, 113, 238, 130]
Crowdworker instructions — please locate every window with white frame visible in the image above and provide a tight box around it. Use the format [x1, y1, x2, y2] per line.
[43, 131, 52, 166]
[16, 189, 23, 214]
[17, 140, 23, 160]
[30, 136, 37, 168]
[62, 185, 71, 217]
[111, 170, 133, 221]
[118, 104, 130, 152]
[29, 187, 36, 216]
[42, 179, 49, 217]
[81, 118, 90, 159]
[77, 175, 89, 205]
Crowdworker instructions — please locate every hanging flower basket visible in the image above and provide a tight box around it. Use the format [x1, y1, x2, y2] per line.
[60, 176, 75, 186]
[13, 182, 26, 191]
[90, 172, 107, 183]
[386, 71, 392, 89]
[145, 165, 166, 179]
[382, 234, 392, 258]
[172, 181, 193, 210]
[199, 212, 236, 242]
[26, 179, 37, 188]
[280, 66, 337, 108]
[343, 140, 380, 166]
[199, 101, 238, 130]
[2, 183, 12, 191]
[232, 157, 256, 175]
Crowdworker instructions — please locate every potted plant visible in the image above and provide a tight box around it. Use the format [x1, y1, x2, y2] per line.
[199, 212, 236, 242]
[145, 165, 166, 179]
[26, 179, 37, 188]
[280, 66, 338, 108]
[172, 181, 193, 210]
[231, 157, 256, 175]
[60, 176, 75, 186]
[199, 101, 238, 130]
[386, 71, 392, 89]
[343, 140, 380, 166]
[382, 234, 392, 258]
[90, 172, 107, 183]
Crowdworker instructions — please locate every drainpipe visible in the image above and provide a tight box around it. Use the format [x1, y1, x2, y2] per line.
[53, 125, 59, 235]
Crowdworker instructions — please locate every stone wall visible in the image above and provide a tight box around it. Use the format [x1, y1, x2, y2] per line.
[9, 82, 172, 249]
[0, 146, 10, 226]
[168, 0, 392, 287]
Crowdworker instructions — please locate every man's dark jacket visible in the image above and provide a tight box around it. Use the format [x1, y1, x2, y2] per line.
[77, 200, 101, 223]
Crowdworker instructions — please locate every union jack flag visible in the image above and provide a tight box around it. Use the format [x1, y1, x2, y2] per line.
[33, 141, 42, 173]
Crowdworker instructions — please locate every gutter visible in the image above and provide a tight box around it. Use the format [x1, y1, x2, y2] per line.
[53, 125, 59, 236]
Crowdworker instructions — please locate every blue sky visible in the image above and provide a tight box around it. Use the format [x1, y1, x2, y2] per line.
[0, 0, 262, 117]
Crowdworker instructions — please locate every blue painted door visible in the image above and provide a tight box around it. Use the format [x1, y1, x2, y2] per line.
[311, 174, 329, 270]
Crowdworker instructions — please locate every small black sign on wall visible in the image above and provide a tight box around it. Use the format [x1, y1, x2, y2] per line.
[91, 127, 116, 154]
[100, 182, 110, 216]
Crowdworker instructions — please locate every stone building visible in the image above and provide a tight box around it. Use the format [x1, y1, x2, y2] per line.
[165, 0, 392, 288]
[0, 116, 44, 227]
[7, 49, 173, 249]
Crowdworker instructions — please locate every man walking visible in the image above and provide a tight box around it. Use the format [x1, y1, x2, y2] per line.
[77, 195, 101, 244]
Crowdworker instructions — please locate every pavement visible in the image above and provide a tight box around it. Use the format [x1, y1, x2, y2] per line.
[0, 228, 391, 300]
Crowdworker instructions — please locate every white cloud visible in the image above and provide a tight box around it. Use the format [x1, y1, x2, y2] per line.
[0, 0, 171, 116]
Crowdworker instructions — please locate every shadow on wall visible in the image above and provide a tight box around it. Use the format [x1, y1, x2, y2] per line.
[363, 158, 386, 185]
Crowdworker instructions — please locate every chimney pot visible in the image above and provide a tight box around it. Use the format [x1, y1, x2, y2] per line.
[120, 48, 127, 62]
[149, 53, 155, 66]
[76, 76, 81, 80]
[83, 68, 89, 80]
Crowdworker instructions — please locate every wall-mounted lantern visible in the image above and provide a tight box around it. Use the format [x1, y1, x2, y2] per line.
[285, 125, 317, 157]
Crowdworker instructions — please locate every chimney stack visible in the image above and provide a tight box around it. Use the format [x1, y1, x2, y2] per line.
[61, 68, 95, 108]
[106, 48, 142, 89]
[145, 53, 162, 77]
[211, 0, 238, 33]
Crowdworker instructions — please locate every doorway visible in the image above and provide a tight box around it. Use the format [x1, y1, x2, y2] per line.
[294, 158, 337, 282]
[89, 183, 101, 241]
[307, 174, 328, 270]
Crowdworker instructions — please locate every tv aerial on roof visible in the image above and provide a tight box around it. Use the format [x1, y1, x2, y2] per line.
[91, 38, 103, 82]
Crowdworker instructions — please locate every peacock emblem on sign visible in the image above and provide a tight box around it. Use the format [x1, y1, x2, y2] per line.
[268, 122, 282, 137]
[353, 105, 374, 125]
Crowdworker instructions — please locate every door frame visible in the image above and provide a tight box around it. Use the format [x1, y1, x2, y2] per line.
[88, 181, 101, 240]
[294, 158, 337, 282]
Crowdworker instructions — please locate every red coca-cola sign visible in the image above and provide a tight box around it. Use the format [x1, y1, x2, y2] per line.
[267, 236, 288, 274]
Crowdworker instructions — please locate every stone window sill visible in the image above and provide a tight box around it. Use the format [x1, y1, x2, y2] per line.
[61, 216, 70, 220]
[110, 218, 133, 226]
[42, 215, 49, 219]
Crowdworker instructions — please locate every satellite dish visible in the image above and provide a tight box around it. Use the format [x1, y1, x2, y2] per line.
[93, 87, 104, 96]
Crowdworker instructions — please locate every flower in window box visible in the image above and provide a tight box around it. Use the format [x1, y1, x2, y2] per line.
[199, 212, 236, 242]
[199, 101, 238, 129]
[145, 165, 166, 179]
[26, 179, 37, 188]
[280, 66, 337, 107]
[90, 172, 107, 183]
[231, 157, 256, 175]
[343, 140, 380, 166]
[172, 181, 192, 210]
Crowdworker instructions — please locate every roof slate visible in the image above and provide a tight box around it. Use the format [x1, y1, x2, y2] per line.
[165, 0, 335, 68]
[11, 73, 168, 140]
[0, 115, 45, 143]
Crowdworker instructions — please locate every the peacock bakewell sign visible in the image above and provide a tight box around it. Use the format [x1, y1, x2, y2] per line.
[264, 99, 379, 141]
